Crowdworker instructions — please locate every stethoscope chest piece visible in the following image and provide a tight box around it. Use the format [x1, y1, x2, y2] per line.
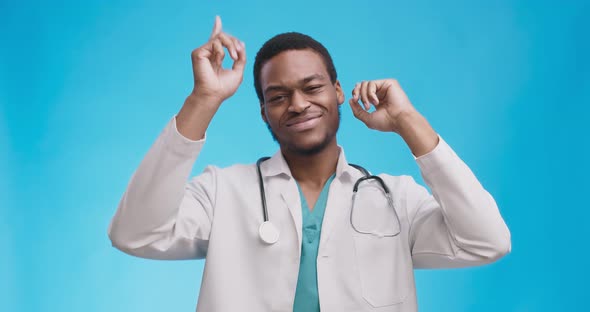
[259, 221, 280, 244]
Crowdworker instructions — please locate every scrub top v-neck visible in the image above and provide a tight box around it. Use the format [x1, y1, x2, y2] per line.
[293, 174, 336, 312]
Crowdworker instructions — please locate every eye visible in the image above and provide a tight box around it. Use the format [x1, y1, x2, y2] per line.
[305, 85, 323, 93]
[269, 95, 287, 103]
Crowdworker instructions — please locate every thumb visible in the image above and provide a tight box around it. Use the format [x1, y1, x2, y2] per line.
[349, 98, 372, 126]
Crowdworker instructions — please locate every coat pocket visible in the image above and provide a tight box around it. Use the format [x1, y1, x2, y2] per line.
[352, 233, 410, 308]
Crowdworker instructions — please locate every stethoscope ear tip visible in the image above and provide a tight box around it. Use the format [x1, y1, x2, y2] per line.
[259, 221, 280, 244]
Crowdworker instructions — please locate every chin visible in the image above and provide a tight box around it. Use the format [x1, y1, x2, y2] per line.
[284, 136, 334, 156]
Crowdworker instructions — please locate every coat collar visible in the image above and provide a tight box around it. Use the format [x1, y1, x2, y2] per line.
[257, 146, 360, 251]
[259, 146, 357, 180]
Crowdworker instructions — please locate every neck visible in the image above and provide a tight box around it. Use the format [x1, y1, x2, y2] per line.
[281, 141, 340, 188]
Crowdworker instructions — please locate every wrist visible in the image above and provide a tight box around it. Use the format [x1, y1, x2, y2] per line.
[395, 111, 439, 157]
[176, 94, 221, 141]
[186, 91, 223, 109]
[394, 110, 421, 133]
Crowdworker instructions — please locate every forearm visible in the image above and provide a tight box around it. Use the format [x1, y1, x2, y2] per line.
[108, 117, 204, 250]
[411, 139, 511, 265]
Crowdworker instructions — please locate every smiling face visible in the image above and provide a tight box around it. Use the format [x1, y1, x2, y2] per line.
[260, 49, 345, 156]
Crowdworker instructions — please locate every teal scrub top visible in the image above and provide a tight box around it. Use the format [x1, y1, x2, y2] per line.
[293, 174, 335, 312]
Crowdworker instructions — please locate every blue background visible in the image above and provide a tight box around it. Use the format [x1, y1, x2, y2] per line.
[1, 0, 589, 311]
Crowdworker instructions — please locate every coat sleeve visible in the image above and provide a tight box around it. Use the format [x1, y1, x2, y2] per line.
[107, 116, 216, 260]
[405, 136, 511, 268]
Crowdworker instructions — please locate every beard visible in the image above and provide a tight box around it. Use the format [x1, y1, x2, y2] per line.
[265, 106, 341, 156]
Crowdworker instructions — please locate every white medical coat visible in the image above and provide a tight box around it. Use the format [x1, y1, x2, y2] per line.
[108, 117, 511, 311]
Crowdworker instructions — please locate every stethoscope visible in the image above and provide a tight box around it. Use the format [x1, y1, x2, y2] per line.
[256, 157, 401, 244]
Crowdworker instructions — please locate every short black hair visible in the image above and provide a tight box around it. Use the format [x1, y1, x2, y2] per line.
[253, 32, 338, 103]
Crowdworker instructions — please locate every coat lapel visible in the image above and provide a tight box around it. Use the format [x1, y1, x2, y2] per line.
[319, 149, 358, 251]
[319, 178, 351, 250]
[279, 179, 302, 250]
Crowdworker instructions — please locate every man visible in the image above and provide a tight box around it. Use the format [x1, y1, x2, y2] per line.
[108, 16, 511, 311]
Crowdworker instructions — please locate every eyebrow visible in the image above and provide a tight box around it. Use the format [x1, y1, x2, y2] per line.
[263, 74, 326, 95]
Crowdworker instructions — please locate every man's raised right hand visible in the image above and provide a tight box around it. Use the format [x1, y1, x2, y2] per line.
[176, 16, 246, 141]
[190, 16, 246, 107]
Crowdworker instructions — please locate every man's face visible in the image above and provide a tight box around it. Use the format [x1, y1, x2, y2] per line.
[260, 49, 344, 156]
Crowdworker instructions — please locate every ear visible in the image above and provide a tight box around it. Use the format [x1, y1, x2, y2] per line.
[334, 80, 345, 105]
[260, 102, 268, 123]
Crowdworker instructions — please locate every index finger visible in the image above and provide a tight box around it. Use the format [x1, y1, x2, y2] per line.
[210, 15, 222, 39]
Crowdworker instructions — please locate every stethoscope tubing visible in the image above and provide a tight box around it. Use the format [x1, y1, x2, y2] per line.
[256, 157, 271, 222]
[256, 157, 401, 243]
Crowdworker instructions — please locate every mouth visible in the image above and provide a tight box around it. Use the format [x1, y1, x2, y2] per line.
[285, 113, 322, 131]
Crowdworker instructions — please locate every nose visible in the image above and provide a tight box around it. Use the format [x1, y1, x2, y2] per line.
[288, 90, 310, 113]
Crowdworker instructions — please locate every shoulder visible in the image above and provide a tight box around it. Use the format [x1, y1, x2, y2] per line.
[201, 162, 258, 181]
[188, 163, 259, 193]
